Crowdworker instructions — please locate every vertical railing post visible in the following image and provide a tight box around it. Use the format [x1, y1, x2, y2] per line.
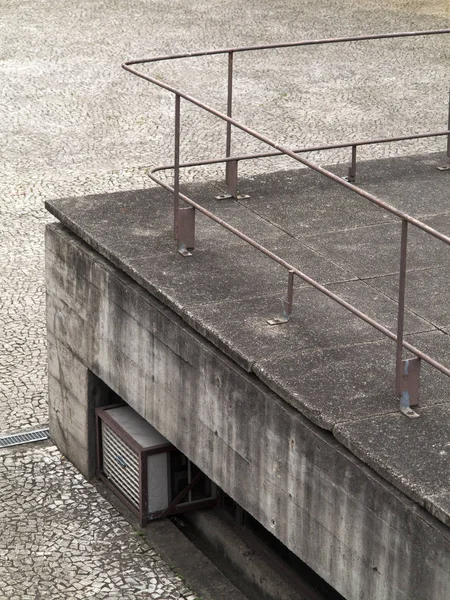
[284, 270, 295, 321]
[225, 52, 233, 162]
[347, 145, 357, 182]
[447, 82, 450, 159]
[396, 219, 420, 417]
[395, 220, 408, 396]
[225, 51, 238, 198]
[174, 93, 195, 256]
[267, 270, 295, 325]
[174, 93, 181, 239]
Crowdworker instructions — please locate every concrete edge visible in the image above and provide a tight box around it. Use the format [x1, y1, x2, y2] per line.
[183, 509, 335, 600]
[44, 220, 450, 533]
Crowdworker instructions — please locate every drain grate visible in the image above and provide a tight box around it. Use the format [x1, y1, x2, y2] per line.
[0, 428, 50, 448]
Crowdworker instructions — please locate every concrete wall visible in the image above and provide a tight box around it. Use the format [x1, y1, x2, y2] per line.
[46, 223, 450, 600]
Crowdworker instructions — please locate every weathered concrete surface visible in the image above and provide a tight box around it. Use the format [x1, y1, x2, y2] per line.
[46, 222, 450, 600]
[45, 153, 450, 542]
[183, 509, 324, 600]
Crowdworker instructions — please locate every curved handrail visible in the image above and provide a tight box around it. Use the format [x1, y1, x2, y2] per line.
[123, 29, 450, 412]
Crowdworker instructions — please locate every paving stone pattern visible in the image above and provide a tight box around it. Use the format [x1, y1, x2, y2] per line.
[0, 445, 197, 600]
[0, 0, 449, 598]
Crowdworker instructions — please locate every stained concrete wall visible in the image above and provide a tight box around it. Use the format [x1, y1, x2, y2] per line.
[46, 222, 450, 600]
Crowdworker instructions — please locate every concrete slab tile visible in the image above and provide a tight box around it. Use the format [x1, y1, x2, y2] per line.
[332, 152, 450, 219]
[406, 329, 450, 374]
[184, 280, 435, 371]
[253, 339, 398, 429]
[362, 266, 450, 332]
[46, 189, 354, 312]
[253, 329, 450, 429]
[301, 218, 450, 278]
[239, 168, 395, 237]
[326, 280, 435, 335]
[422, 213, 450, 236]
[112, 231, 354, 307]
[334, 403, 450, 511]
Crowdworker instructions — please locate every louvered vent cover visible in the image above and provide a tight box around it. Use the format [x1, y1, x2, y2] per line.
[101, 422, 140, 508]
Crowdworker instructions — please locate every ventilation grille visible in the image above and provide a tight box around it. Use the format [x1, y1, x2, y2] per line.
[101, 422, 140, 508]
[0, 428, 50, 448]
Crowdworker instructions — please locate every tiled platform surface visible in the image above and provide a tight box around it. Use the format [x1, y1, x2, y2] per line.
[46, 151, 450, 529]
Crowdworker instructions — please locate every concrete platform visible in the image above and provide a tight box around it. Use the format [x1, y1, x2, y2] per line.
[45, 151, 450, 599]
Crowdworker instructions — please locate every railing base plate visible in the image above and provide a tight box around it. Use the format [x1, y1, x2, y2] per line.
[267, 316, 289, 325]
[178, 243, 192, 257]
[400, 406, 420, 419]
[215, 193, 250, 200]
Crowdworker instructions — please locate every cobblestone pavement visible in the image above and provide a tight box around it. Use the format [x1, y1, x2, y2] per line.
[0, 0, 449, 598]
[0, 445, 197, 600]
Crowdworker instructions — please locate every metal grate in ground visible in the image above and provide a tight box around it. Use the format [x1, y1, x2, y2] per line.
[0, 428, 50, 448]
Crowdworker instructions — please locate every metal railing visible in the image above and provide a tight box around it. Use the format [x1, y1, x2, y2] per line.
[123, 29, 450, 418]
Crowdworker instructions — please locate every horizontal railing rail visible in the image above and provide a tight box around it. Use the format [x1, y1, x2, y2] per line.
[125, 28, 450, 64]
[123, 29, 450, 417]
[151, 129, 450, 184]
